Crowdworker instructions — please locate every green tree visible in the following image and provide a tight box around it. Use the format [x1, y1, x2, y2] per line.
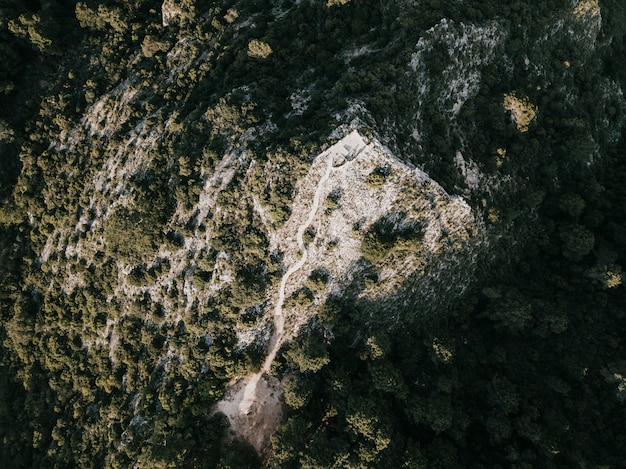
[8, 14, 52, 53]
[247, 39, 272, 59]
[559, 224, 595, 261]
[285, 336, 330, 373]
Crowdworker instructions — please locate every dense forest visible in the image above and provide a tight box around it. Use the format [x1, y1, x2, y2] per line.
[1, 0, 625, 467]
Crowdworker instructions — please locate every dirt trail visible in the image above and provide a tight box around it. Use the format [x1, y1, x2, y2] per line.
[213, 145, 336, 453]
[261, 145, 335, 374]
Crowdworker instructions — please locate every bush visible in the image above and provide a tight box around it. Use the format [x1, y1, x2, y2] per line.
[306, 269, 329, 292]
[164, 231, 185, 250]
[325, 187, 342, 210]
[365, 167, 389, 189]
[103, 207, 161, 261]
[303, 226, 316, 244]
[361, 230, 392, 262]
[285, 336, 330, 373]
[127, 266, 154, 286]
[361, 216, 424, 263]
[247, 39, 272, 59]
[141, 36, 171, 58]
[283, 375, 312, 409]
[287, 288, 314, 308]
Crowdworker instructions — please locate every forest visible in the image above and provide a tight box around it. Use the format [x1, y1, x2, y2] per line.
[1, 0, 625, 467]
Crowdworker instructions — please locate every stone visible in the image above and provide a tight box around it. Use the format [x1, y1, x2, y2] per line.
[162, 0, 183, 27]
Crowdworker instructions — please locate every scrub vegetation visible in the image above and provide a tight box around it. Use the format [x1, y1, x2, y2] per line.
[0, 0, 625, 468]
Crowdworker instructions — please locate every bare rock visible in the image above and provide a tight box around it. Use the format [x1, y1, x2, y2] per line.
[162, 0, 182, 27]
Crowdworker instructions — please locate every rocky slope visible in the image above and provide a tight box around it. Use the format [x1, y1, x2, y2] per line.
[0, 0, 625, 467]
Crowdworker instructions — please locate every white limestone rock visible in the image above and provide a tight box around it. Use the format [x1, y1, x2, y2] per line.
[162, 0, 183, 27]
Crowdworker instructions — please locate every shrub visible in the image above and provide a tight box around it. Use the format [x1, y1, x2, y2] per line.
[325, 187, 342, 210]
[127, 266, 154, 286]
[285, 336, 329, 373]
[306, 269, 329, 292]
[247, 39, 272, 59]
[287, 288, 314, 308]
[103, 207, 161, 261]
[164, 231, 185, 250]
[283, 375, 312, 409]
[8, 14, 52, 53]
[365, 167, 389, 189]
[361, 216, 423, 263]
[141, 35, 171, 58]
[303, 227, 316, 244]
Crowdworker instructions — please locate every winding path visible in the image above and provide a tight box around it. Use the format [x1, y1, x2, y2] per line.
[238, 148, 335, 413]
[212, 131, 368, 454]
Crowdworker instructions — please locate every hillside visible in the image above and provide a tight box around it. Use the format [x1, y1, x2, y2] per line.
[1, 0, 626, 467]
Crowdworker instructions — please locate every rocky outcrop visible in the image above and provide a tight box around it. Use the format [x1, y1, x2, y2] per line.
[161, 0, 183, 27]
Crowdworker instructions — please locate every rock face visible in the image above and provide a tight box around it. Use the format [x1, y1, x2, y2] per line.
[270, 131, 487, 327]
[161, 0, 183, 26]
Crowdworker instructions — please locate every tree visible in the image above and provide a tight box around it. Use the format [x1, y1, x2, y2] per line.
[75, 3, 127, 33]
[485, 288, 533, 332]
[285, 336, 330, 373]
[8, 14, 52, 53]
[559, 224, 595, 261]
[247, 39, 272, 59]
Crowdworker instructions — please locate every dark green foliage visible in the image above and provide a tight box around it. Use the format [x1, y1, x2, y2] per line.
[127, 265, 154, 286]
[0, 0, 625, 468]
[361, 228, 393, 263]
[103, 206, 162, 261]
[361, 215, 424, 263]
[286, 288, 314, 309]
[164, 231, 185, 250]
[306, 268, 330, 292]
[284, 335, 330, 373]
[230, 265, 268, 308]
[559, 223, 595, 261]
